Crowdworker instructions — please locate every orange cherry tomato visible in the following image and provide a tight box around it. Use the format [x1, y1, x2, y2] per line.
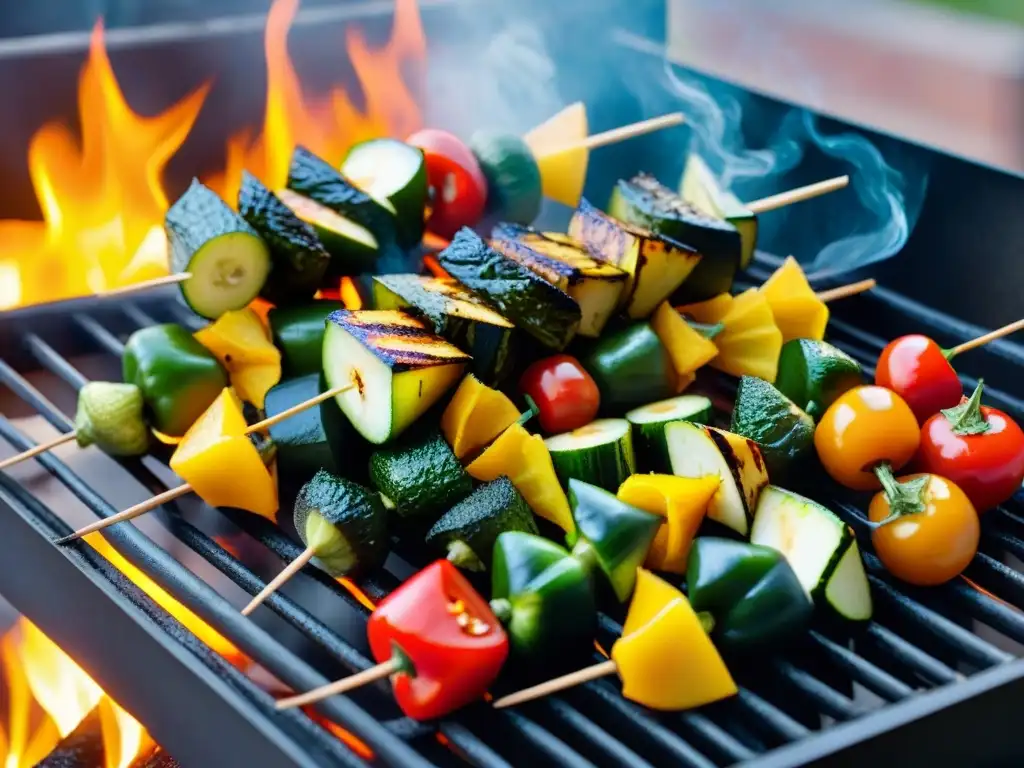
[814, 385, 920, 490]
[869, 473, 979, 586]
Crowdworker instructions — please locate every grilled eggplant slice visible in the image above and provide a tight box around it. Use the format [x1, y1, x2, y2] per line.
[569, 198, 701, 319]
[322, 310, 470, 444]
[665, 422, 769, 537]
[437, 228, 581, 351]
[373, 274, 518, 385]
[490, 224, 627, 337]
[680, 153, 757, 270]
[608, 174, 742, 303]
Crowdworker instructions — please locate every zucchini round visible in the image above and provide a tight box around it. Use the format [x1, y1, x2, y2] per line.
[626, 394, 713, 473]
[545, 419, 635, 492]
[341, 138, 428, 248]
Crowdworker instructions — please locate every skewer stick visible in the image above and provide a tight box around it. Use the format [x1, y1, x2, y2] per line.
[54, 383, 355, 544]
[0, 431, 78, 472]
[948, 318, 1024, 357]
[537, 113, 685, 157]
[815, 279, 876, 303]
[276, 657, 404, 710]
[96, 272, 191, 298]
[746, 176, 849, 215]
[492, 659, 618, 709]
[242, 546, 315, 616]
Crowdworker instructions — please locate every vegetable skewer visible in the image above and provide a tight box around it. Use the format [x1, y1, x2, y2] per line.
[53, 383, 354, 545]
[744, 175, 850, 215]
[96, 272, 192, 298]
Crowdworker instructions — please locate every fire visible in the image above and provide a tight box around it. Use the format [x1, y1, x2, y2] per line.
[207, 0, 426, 203]
[0, 619, 153, 768]
[1, 0, 426, 309]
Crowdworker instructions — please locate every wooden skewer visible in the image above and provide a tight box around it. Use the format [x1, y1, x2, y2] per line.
[96, 272, 191, 298]
[0, 431, 78, 472]
[815, 278, 877, 303]
[241, 546, 315, 616]
[492, 659, 619, 709]
[54, 383, 355, 545]
[948, 318, 1024, 357]
[276, 657, 404, 710]
[536, 112, 685, 157]
[746, 176, 850, 215]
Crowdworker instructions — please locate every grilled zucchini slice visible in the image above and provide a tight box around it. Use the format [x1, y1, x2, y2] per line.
[680, 153, 757, 270]
[322, 310, 471, 444]
[608, 174, 742, 303]
[373, 274, 518, 385]
[569, 198, 701, 319]
[490, 224, 627, 337]
[437, 228, 581, 351]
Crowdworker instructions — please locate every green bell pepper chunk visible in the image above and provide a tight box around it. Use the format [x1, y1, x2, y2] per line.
[565, 479, 661, 602]
[268, 300, 344, 378]
[581, 323, 676, 412]
[122, 324, 228, 437]
[687, 537, 813, 653]
[491, 531, 596, 662]
[775, 338, 862, 421]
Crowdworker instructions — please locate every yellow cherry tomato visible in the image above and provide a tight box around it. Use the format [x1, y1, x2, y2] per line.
[814, 386, 920, 490]
[869, 473, 979, 586]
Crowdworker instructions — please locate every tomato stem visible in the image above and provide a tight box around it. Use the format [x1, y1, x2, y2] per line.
[873, 463, 928, 525]
[517, 395, 540, 427]
[941, 379, 991, 436]
[941, 346, 957, 362]
[696, 611, 716, 635]
[489, 598, 512, 625]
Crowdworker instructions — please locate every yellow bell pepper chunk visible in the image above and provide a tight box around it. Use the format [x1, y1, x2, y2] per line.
[523, 102, 589, 208]
[613, 569, 737, 711]
[194, 308, 282, 408]
[759, 256, 829, 342]
[679, 289, 783, 382]
[170, 388, 278, 521]
[617, 474, 719, 573]
[651, 301, 718, 392]
[466, 423, 573, 533]
[441, 375, 520, 461]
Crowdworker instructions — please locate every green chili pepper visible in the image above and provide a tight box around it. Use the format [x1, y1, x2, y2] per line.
[581, 323, 676, 412]
[686, 537, 813, 653]
[775, 338, 862, 421]
[268, 300, 344, 378]
[490, 531, 596, 662]
[122, 324, 228, 437]
[565, 479, 661, 602]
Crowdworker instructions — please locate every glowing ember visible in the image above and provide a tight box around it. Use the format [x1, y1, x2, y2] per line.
[1, 0, 426, 309]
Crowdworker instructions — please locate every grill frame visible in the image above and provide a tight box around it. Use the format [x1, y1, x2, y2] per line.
[3, 258, 1024, 767]
[2, 14, 1024, 768]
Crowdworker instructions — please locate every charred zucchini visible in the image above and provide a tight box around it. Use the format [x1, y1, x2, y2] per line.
[608, 174, 741, 303]
[569, 198, 701, 319]
[340, 137, 427, 248]
[368, 429, 473, 520]
[490, 224, 627, 337]
[237, 171, 330, 305]
[322, 310, 471, 444]
[165, 179, 271, 319]
[287, 145, 397, 265]
[426, 476, 538, 571]
[276, 188, 378, 275]
[437, 228, 581, 351]
[665, 422, 768, 537]
[680, 153, 757, 269]
[373, 274, 518, 385]
[545, 419, 635, 492]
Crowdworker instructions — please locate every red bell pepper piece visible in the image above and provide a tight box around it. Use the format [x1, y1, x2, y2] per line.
[367, 560, 508, 720]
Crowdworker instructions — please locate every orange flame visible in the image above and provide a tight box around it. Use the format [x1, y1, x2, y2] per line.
[0, 619, 153, 768]
[2, 0, 426, 309]
[208, 0, 425, 202]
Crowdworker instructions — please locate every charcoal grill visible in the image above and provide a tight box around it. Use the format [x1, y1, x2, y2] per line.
[3, 6, 1024, 768]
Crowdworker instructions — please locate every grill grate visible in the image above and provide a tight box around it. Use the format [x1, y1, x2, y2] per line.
[1, 253, 1024, 767]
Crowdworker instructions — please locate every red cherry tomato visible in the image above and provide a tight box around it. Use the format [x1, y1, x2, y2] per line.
[915, 382, 1024, 512]
[407, 129, 488, 240]
[875, 334, 962, 424]
[519, 355, 600, 434]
